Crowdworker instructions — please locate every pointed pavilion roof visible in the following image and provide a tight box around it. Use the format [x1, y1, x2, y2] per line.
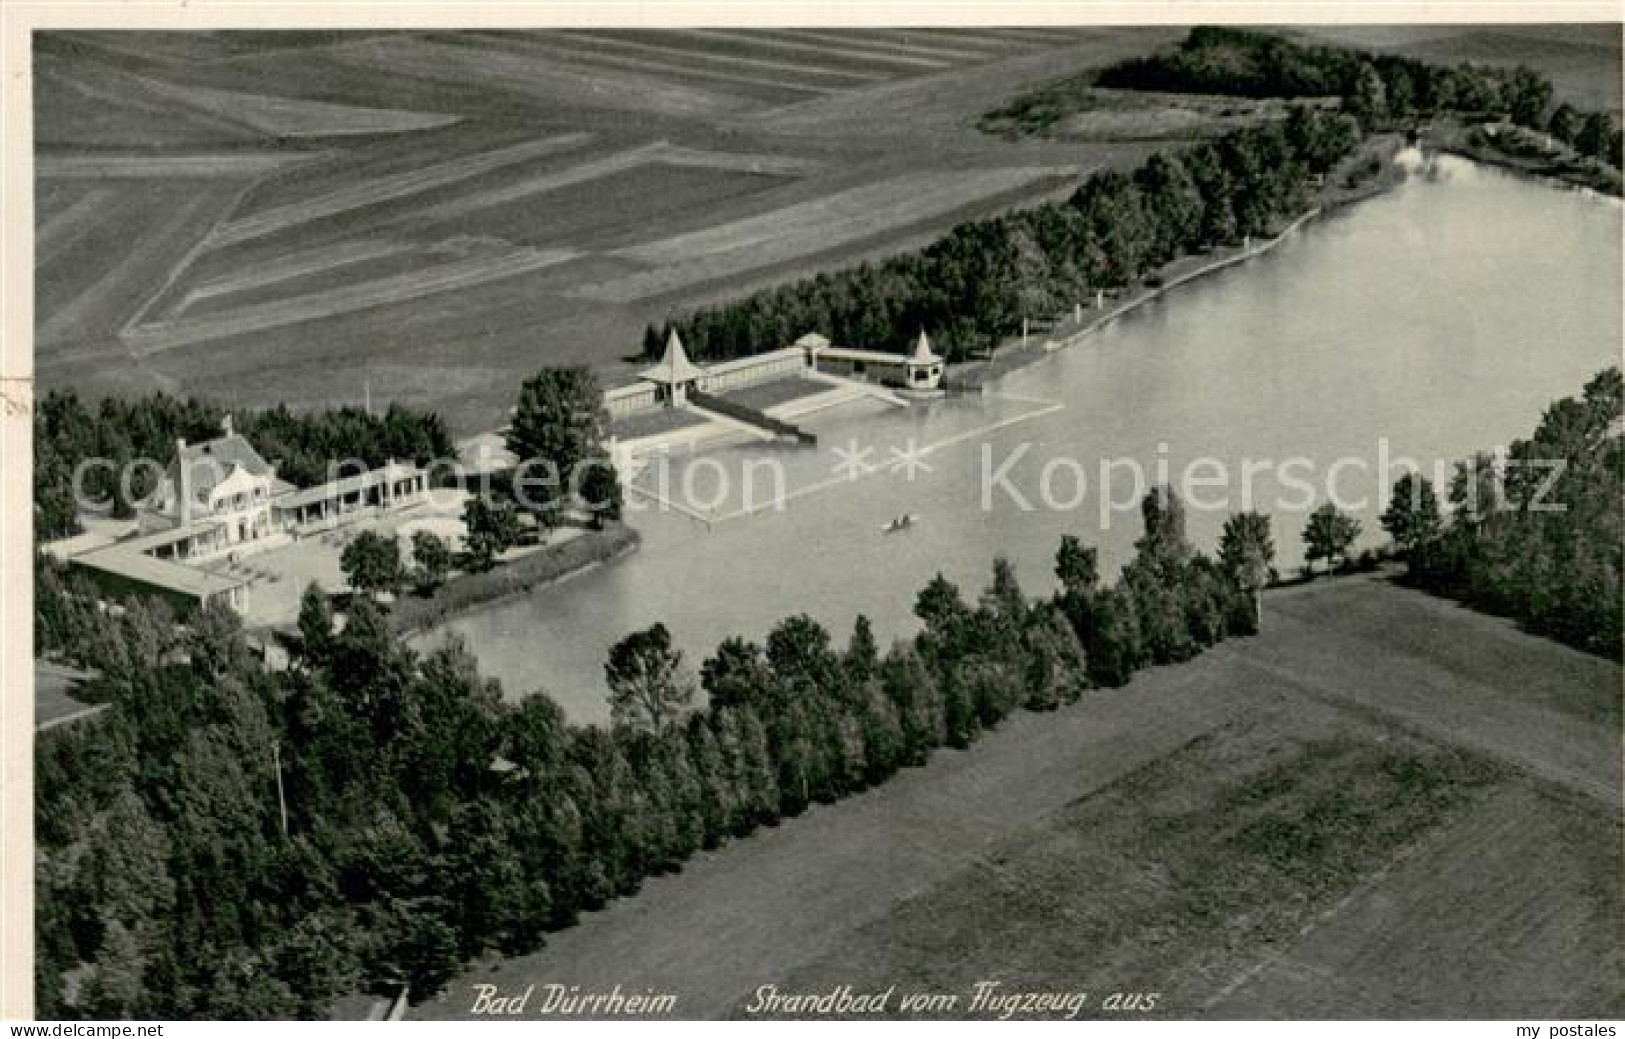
[910, 329, 942, 366]
[640, 329, 706, 385]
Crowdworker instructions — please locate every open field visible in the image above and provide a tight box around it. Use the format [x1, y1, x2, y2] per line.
[126, 244, 581, 353]
[181, 247, 445, 315]
[176, 238, 415, 313]
[36, 188, 115, 266]
[35, 29, 1150, 432]
[407, 163, 795, 252]
[410, 575, 1622, 1020]
[1296, 24, 1624, 115]
[612, 168, 1073, 266]
[462, 32, 840, 103]
[325, 35, 764, 119]
[680, 29, 958, 72]
[34, 49, 265, 151]
[38, 38, 463, 142]
[226, 122, 557, 215]
[34, 27, 1620, 436]
[36, 178, 249, 349]
[401, 143, 802, 226]
[35, 154, 314, 179]
[578, 167, 1079, 303]
[768, 716, 1507, 1019]
[1205, 782, 1621, 1017]
[767, 29, 1009, 63]
[118, 69, 462, 138]
[186, 141, 817, 278]
[209, 133, 596, 246]
[734, 29, 1188, 139]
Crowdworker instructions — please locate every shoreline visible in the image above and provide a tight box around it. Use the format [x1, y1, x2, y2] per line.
[1424, 115, 1623, 198]
[947, 135, 1407, 393]
[1047, 205, 1325, 349]
[1434, 143, 1625, 200]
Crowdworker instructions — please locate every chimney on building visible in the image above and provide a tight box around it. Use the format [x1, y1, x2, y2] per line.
[221, 414, 233, 437]
[176, 438, 191, 526]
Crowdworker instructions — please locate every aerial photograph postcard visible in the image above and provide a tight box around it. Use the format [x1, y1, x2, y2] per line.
[8, 7, 1623, 1025]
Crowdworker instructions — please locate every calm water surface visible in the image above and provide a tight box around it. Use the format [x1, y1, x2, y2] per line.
[425, 158, 1623, 721]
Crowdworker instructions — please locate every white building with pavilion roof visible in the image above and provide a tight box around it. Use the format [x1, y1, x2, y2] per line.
[806, 330, 944, 392]
[639, 329, 708, 407]
[604, 328, 946, 420]
[141, 416, 284, 555]
[66, 415, 433, 617]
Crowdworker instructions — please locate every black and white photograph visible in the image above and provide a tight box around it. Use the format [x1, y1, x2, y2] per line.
[4, 4, 1623, 1026]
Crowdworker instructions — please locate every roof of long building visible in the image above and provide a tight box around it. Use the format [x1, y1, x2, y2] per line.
[273, 462, 422, 509]
[74, 533, 248, 599]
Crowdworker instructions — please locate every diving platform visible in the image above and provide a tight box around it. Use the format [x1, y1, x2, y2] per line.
[688, 389, 817, 445]
[799, 369, 911, 410]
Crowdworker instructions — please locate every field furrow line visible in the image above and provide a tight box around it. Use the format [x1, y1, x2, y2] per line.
[463, 32, 841, 100]
[866, 28, 1034, 53]
[1200, 803, 1473, 1011]
[670, 29, 952, 70]
[771, 29, 999, 63]
[578, 168, 1076, 303]
[558, 31, 893, 84]
[407, 143, 674, 224]
[657, 146, 823, 176]
[851, 28, 1014, 54]
[326, 36, 751, 119]
[211, 133, 594, 246]
[178, 238, 416, 312]
[121, 69, 462, 138]
[37, 154, 315, 179]
[36, 63, 263, 146]
[36, 188, 115, 267]
[123, 247, 580, 354]
[122, 175, 273, 336]
[611, 168, 1071, 267]
[974, 27, 1088, 45]
[39, 189, 222, 346]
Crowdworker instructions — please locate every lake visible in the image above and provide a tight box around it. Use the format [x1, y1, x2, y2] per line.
[424, 156, 1623, 722]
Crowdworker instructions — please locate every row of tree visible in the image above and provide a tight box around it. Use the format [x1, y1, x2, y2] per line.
[1094, 26, 1622, 168]
[1379, 367, 1622, 657]
[644, 107, 1360, 366]
[1097, 27, 1551, 124]
[35, 391, 453, 540]
[35, 487, 1272, 1018]
[1538, 103, 1623, 169]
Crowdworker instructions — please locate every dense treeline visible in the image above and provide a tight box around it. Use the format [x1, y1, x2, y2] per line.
[35, 391, 453, 541]
[1098, 27, 1540, 116]
[646, 106, 1360, 365]
[36, 487, 1259, 1018]
[1096, 26, 1622, 167]
[1383, 367, 1623, 658]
